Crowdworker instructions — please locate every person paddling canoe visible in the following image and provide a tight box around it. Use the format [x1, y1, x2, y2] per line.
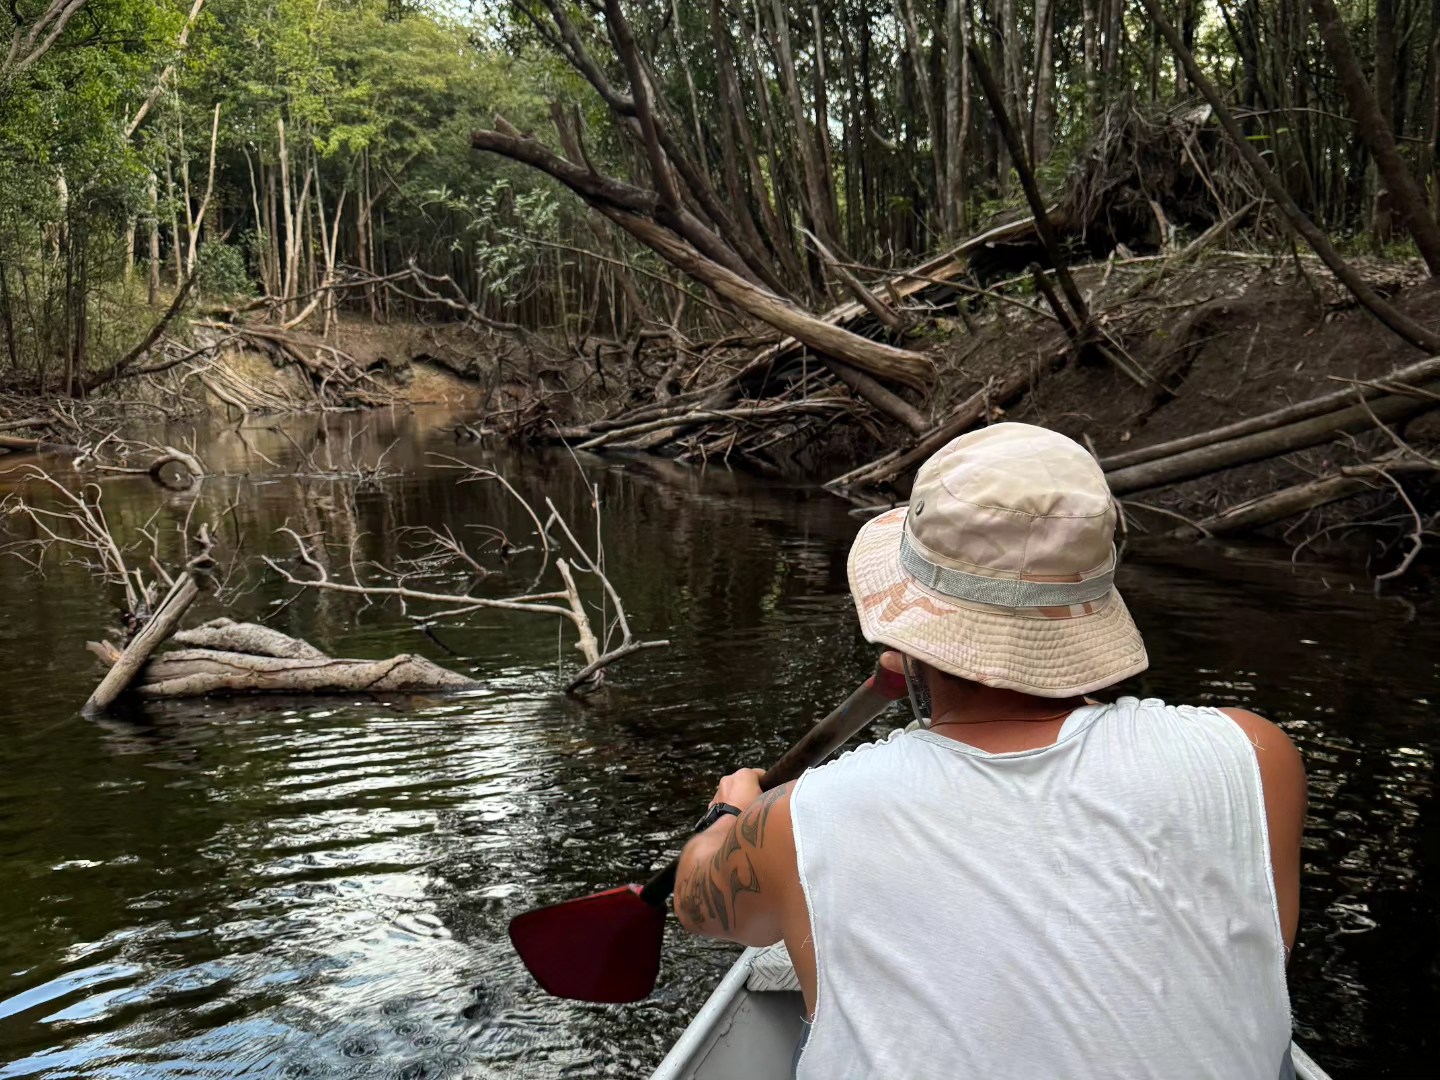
[674, 422, 1307, 1080]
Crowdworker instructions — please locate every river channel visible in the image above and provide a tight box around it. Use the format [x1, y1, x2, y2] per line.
[0, 409, 1435, 1078]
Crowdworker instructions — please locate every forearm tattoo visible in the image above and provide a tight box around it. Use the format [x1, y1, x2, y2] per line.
[678, 781, 793, 937]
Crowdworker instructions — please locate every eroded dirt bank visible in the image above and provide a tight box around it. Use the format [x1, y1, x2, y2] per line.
[4, 251, 1437, 578]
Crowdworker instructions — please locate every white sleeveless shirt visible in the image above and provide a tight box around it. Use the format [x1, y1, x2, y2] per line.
[790, 697, 1292, 1080]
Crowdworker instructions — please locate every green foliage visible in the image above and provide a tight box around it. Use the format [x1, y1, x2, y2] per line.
[196, 242, 254, 298]
[424, 179, 562, 304]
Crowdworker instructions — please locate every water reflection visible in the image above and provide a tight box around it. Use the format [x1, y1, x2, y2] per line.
[0, 410, 1435, 1078]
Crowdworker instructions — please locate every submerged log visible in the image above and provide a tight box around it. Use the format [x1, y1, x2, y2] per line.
[0, 434, 74, 455]
[131, 648, 479, 697]
[89, 619, 480, 699]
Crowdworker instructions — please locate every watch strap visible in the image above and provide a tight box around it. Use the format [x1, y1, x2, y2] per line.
[694, 802, 743, 833]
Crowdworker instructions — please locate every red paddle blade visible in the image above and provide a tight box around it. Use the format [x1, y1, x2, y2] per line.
[508, 885, 666, 1003]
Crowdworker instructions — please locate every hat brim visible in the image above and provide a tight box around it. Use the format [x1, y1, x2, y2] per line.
[848, 509, 1148, 698]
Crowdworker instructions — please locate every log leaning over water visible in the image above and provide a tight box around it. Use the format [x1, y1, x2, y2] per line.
[1192, 456, 1435, 536]
[471, 122, 935, 393]
[1105, 389, 1440, 495]
[1100, 356, 1440, 472]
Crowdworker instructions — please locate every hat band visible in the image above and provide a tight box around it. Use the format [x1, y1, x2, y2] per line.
[898, 530, 1115, 608]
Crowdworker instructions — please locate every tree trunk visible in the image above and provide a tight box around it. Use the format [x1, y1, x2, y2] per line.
[1376, 0, 1398, 131]
[1031, 0, 1056, 164]
[1081, 0, 1099, 116]
[766, 0, 841, 250]
[708, 0, 801, 288]
[944, 0, 969, 235]
[608, 207, 933, 389]
[278, 117, 296, 306]
[1310, 0, 1440, 274]
[147, 172, 160, 306]
[898, 0, 944, 229]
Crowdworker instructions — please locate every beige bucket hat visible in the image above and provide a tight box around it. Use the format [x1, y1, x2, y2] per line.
[848, 422, 1147, 698]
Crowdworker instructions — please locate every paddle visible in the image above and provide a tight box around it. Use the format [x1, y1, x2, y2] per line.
[508, 661, 908, 1004]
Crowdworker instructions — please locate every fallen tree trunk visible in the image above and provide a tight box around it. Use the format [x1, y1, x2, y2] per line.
[728, 211, 1061, 391]
[128, 648, 479, 697]
[602, 207, 935, 391]
[1191, 456, 1434, 536]
[172, 617, 327, 658]
[826, 364, 1042, 491]
[823, 360, 930, 435]
[88, 620, 480, 698]
[0, 434, 73, 454]
[1100, 356, 1440, 471]
[1105, 390, 1440, 495]
[471, 122, 935, 393]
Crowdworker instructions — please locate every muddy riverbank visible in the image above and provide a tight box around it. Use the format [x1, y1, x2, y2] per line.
[4, 252, 1439, 581]
[0, 409, 1434, 1077]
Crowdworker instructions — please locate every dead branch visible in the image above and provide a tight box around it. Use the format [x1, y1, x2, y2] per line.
[3, 466, 156, 615]
[84, 524, 216, 713]
[262, 463, 666, 691]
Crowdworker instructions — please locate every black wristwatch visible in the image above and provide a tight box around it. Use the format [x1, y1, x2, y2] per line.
[694, 802, 743, 833]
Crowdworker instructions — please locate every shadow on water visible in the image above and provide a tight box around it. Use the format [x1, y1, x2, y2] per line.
[0, 408, 1435, 1077]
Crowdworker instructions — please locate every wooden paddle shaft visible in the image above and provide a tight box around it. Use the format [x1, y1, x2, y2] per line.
[637, 666, 905, 907]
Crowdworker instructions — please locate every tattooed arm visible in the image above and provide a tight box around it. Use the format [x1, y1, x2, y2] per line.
[673, 768, 798, 946]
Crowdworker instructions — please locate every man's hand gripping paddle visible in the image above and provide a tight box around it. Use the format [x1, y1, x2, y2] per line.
[507, 661, 908, 1003]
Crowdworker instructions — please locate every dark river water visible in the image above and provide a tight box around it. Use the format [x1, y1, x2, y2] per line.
[0, 409, 1434, 1078]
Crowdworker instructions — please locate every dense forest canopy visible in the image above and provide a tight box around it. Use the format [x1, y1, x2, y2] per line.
[2, 0, 1439, 391]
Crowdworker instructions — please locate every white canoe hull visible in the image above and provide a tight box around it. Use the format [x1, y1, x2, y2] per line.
[652, 947, 1334, 1080]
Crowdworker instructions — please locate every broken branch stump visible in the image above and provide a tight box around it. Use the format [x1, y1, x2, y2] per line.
[84, 572, 202, 714]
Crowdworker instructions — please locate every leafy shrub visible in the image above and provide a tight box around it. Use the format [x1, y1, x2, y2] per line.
[196, 243, 255, 299]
